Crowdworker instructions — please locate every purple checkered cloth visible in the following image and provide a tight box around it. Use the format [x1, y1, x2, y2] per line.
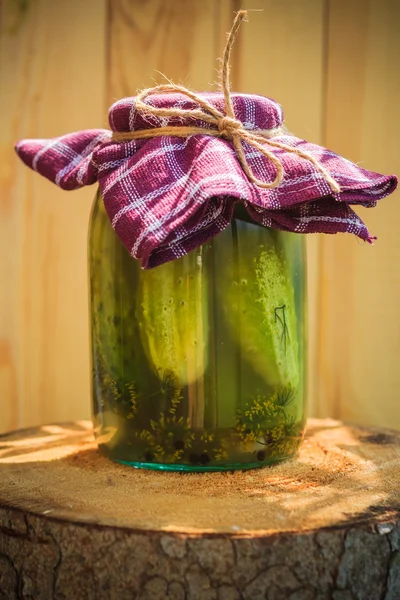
[15, 92, 397, 268]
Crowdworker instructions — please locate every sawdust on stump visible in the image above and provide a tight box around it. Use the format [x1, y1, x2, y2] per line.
[1, 418, 399, 535]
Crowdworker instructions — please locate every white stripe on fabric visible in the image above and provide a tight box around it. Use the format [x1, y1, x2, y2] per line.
[120, 164, 164, 245]
[275, 102, 284, 125]
[295, 215, 361, 225]
[170, 212, 229, 254]
[15, 138, 47, 151]
[112, 178, 183, 228]
[32, 139, 78, 172]
[173, 201, 226, 243]
[101, 140, 189, 197]
[128, 101, 136, 131]
[109, 97, 134, 130]
[161, 136, 190, 181]
[97, 159, 126, 172]
[111, 141, 238, 226]
[55, 133, 108, 185]
[131, 172, 249, 257]
[242, 142, 280, 208]
[330, 171, 385, 185]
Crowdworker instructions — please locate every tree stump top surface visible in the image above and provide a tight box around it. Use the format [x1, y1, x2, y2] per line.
[1, 419, 399, 537]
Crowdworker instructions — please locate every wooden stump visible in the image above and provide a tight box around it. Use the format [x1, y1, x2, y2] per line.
[0, 419, 399, 600]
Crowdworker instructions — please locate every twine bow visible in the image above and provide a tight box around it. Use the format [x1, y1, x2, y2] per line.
[112, 11, 340, 193]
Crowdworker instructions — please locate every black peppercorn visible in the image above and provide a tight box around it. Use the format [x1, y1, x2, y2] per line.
[199, 453, 210, 465]
[173, 439, 185, 451]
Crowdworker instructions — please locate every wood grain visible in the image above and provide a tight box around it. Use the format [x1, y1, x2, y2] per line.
[237, 0, 326, 417]
[0, 0, 107, 433]
[2, 418, 400, 533]
[1, 419, 400, 598]
[108, 0, 226, 103]
[0, 0, 399, 435]
[238, 0, 325, 140]
[317, 0, 400, 426]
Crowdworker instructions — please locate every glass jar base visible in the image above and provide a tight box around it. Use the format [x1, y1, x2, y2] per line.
[115, 455, 295, 472]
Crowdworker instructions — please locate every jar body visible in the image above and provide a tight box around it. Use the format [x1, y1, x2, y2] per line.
[89, 191, 307, 471]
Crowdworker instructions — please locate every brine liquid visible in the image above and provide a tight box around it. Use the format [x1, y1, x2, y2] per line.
[89, 193, 307, 471]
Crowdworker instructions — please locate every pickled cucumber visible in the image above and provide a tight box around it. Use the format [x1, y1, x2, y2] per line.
[89, 192, 150, 395]
[220, 223, 299, 389]
[136, 250, 208, 386]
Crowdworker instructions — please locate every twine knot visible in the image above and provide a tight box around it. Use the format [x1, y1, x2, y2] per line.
[218, 116, 243, 139]
[111, 11, 340, 194]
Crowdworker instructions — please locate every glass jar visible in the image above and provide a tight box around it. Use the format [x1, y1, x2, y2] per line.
[89, 191, 307, 471]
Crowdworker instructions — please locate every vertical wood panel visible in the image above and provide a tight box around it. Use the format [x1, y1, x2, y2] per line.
[0, 0, 107, 433]
[238, 0, 325, 140]
[237, 0, 326, 416]
[318, 0, 400, 426]
[1, 0, 399, 434]
[108, 0, 227, 102]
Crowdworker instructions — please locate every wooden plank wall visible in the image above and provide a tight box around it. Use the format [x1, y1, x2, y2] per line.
[319, 0, 400, 427]
[0, 0, 107, 432]
[0, 0, 399, 433]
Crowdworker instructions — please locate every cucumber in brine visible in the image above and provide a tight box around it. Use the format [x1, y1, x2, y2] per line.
[220, 220, 300, 389]
[136, 249, 208, 387]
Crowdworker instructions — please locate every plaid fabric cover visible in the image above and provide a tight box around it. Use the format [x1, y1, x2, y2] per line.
[15, 92, 397, 268]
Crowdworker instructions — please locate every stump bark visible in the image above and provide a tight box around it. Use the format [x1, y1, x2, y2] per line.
[0, 418, 400, 599]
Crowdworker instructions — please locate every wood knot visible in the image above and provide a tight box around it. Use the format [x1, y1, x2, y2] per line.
[217, 116, 242, 139]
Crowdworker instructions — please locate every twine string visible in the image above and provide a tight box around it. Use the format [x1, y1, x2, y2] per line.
[111, 11, 340, 193]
